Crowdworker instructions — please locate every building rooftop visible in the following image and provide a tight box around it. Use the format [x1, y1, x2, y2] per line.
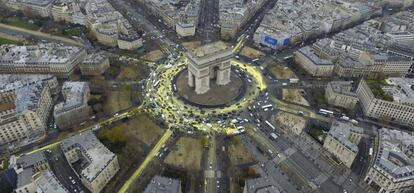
[54, 81, 88, 115]
[60, 131, 116, 182]
[16, 151, 47, 170]
[0, 74, 55, 93]
[297, 46, 333, 66]
[0, 43, 84, 66]
[328, 121, 363, 153]
[141, 0, 200, 27]
[383, 78, 414, 106]
[14, 83, 46, 114]
[374, 128, 414, 181]
[329, 81, 357, 97]
[143, 175, 181, 193]
[15, 151, 48, 189]
[244, 175, 282, 193]
[81, 52, 108, 65]
[35, 171, 69, 193]
[18, 0, 55, 6]
[219, 0, 265, 29]
[16, 168, 33, 189]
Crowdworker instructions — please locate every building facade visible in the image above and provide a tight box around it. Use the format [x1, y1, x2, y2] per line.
[0, 75, 58, 146]
[323, 121, 363, 168]
[61, 131, 120, 193]
[294, 46, 335, 77]
[80, 53, 110, 76]
[143, 175, 182, 193]
[54, 82, 91, 130]
[0, 44, 87, 78]
[357, 78, 414, 127]
[325, 81, 359, 109]
[364, 128, 414, 193]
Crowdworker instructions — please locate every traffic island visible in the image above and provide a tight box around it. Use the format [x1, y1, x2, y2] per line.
[173, 68, 247, 108]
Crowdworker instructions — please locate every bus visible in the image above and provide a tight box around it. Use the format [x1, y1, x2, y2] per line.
[265, 120, 276, 130]
[153, 80, 160, 87]
[319, 109, 334, 116]
[289, 78, 299, 83]
[270, 133, 278, 140]
[261, 104, 273, 110]
[283, 55, 293, 60]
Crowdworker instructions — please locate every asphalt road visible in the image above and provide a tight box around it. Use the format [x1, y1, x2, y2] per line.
[109, 0, 176, 54]
[46, 146, 90, 193]
[238, 134, 300, 193]
[204, 136, 218, 193]
[198, 0, 220, 43]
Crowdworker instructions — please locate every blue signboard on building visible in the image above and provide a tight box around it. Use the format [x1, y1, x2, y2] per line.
[264, 36, 277, 46]
[283, 38, 290, 46]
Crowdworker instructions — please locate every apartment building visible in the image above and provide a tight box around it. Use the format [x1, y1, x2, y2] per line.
[61, 131, 120, 193]
[219, 0, 267, 39]
[364, 128, 414, 193]
[14, 151, 51, 193]
[143, 175, 182, 193]
[243, 175, 282, 193]
[253, 0, 379, 50]
[323, 121, 363, 168]
[294, 46, 334, 77]
[80, 53, 110, 75]
[0, 43, 87, 78]
[138, 0, 200, 37]
[335, 52, 413, 78]
[54, 82, 91, 130]
[296, 11, 414, 78]
[357, 78, 414, 127]
[325, 81, 359, 109]
[7, 0, 55, 17]
[0, 75, 58, 146]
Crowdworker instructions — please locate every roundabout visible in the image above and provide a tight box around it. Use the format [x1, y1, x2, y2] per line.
[144, 56, 267, 134]
[173, 68, 246, 108]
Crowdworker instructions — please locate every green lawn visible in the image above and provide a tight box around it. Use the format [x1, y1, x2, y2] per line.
[2, 18, 40, 31]
[0, 37, 21, 45]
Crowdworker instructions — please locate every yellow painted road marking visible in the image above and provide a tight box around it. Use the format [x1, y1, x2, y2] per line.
[117, 129, 173, 193]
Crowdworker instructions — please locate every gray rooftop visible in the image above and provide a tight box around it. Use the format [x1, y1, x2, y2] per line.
[54, 81, 88, 115]
[329, 81, 357, 97]
[297, 46, 334, 66]
[374, 128, 414, 181]
[15, 83, 45, 114]
[35, 171, 69, 193]
[60, 131, 116, 182]
[16, 151, 47, 170]
[244, 175, 281, 193]
[328, 121, 363, 153]
[16, 168, 33, 189]
[0, 74, 55, 93]
[143, 175, 181, 193]
[18, 0, 55, 6]
[383, 78, 414, 106]
[81, 52, 108, 65]
[0, 43, 83, 66]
